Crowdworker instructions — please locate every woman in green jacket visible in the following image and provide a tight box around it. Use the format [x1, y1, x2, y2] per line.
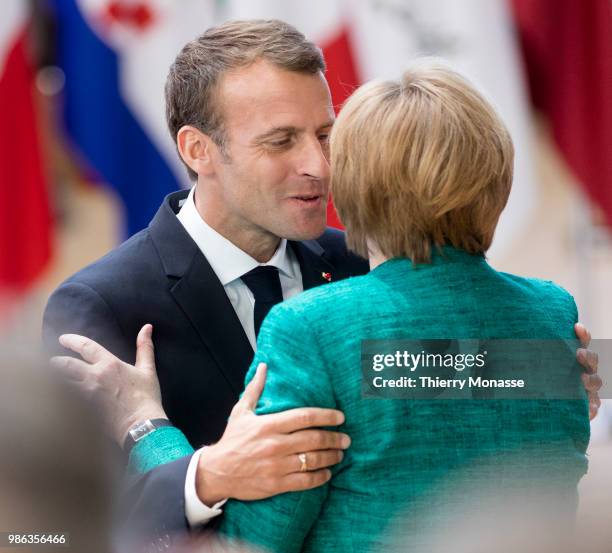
[131, 63, 589, 552]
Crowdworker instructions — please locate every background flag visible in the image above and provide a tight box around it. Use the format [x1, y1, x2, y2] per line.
[51, 0, 217, 236]
[0, 1, 52, 302]
[512, 0, 612, 228]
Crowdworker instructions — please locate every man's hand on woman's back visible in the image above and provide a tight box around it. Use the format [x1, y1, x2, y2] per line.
[50, 325, 350, 504]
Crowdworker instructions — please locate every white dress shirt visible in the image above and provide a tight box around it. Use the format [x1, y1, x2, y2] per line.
[176, 186, 303, 526]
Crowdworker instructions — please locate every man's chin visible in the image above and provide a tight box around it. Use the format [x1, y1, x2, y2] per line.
[280, 221, 328, 242]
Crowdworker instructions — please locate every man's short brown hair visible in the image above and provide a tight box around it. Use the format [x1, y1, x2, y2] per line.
[165, 19, 326, 180]
[330, 62, 514, 263]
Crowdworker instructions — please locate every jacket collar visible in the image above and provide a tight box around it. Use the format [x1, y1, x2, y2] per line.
[148, 190, 199, 278]
[148, 191, 338, 394]
[149, 191, 337, 283]
[289, 239, 336, 290]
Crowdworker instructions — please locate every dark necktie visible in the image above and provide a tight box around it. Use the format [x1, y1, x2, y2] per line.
[241, 266, 284, 337]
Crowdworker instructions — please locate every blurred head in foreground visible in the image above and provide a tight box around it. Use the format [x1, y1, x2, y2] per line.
[331, 61, 514, 262]
[0, 346, 115, 553]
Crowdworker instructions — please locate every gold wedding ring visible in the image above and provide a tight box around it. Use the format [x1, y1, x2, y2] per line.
[298, 452, 308, 472]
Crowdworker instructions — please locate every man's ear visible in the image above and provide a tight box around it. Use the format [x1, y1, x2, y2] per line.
[176, 125, 216, 177]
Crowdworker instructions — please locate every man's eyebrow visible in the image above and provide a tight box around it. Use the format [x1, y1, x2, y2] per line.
[253, 120, 335, 144]
[253, 126, 299, 143]
[317, 120, 335, 131]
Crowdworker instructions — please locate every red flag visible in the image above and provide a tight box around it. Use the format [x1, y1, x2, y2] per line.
[0, 8, 52, 301]
[511, 0, 612, 226]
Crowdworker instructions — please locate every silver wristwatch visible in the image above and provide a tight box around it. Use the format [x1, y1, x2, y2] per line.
[123, 418, 172, 454]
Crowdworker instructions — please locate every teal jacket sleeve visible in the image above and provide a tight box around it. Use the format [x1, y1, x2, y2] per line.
[217, 301, 337, 553]
[128, 426, 194, 474]
[126, 296, 337, 479]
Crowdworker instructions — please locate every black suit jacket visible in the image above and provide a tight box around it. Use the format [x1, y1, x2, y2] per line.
[43, 190, 368, 538]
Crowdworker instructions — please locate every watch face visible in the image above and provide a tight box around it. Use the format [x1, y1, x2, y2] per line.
[129, 420, 155, 443]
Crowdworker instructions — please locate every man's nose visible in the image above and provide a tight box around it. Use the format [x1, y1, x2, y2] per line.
[296, 136, 330, 180]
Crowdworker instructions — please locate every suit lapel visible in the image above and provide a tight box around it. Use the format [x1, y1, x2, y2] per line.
[149, 191, 253, 396]
[290, 240, 337, 291]
[170, 255, 254, 395]
[172, 239, 335, 394]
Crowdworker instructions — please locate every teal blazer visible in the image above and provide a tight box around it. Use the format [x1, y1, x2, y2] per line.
[131, 247, 589, 552]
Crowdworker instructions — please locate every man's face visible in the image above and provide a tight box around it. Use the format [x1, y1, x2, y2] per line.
[207, 60, 334, 242]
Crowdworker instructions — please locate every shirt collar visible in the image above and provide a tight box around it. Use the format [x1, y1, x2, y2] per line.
[176, 186, 296, 286]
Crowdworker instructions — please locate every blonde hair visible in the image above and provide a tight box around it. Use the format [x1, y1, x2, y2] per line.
[330, 62, 514, 263]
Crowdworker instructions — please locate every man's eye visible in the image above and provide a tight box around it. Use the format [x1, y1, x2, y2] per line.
[268, 137, 292, 148]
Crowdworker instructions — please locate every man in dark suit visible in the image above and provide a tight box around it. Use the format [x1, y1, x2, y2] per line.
[44, 18, 601, 548]
[44, 191, 364, 449]
[44, 19, 367, 541]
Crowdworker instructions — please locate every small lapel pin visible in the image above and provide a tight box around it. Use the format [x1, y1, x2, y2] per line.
[321, 272, 332, 282]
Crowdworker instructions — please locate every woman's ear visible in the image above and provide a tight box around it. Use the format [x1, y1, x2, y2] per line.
[176, 125, 216, 178]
